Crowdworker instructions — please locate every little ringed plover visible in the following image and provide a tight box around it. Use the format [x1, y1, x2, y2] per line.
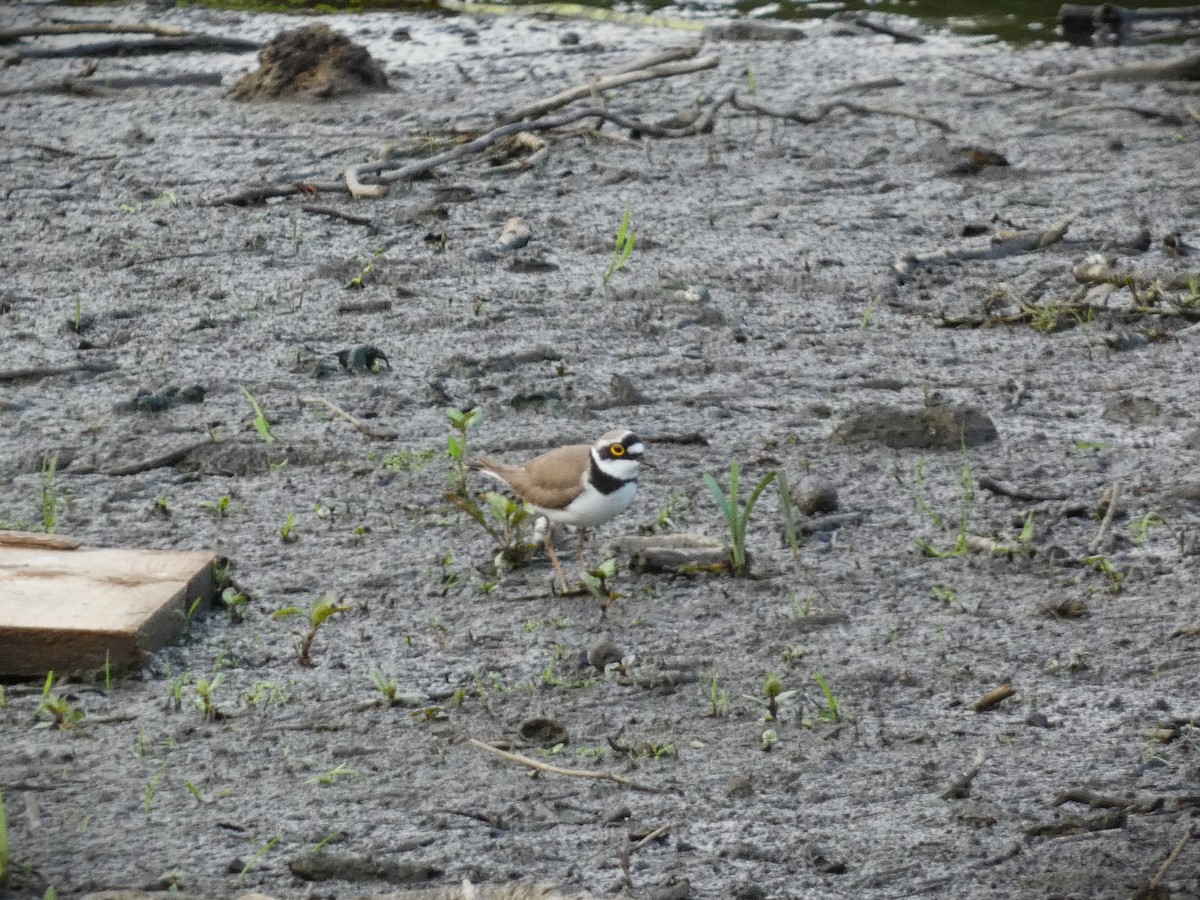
[471, 428, 646, 591]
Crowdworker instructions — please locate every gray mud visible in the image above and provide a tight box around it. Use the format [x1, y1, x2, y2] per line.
[2, 4, 1199, 899]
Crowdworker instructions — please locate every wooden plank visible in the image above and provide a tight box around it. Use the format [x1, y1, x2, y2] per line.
[0, 532, 216, 676]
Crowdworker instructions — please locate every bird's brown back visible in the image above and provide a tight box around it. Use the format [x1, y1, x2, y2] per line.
[473, 443, 591, 511]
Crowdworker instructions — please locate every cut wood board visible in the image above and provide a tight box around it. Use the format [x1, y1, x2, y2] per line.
[0, 531, 216, 677]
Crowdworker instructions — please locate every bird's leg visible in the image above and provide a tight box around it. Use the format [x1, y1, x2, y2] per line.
[576, 527, 589, 576]
[543, 525, 570, 593]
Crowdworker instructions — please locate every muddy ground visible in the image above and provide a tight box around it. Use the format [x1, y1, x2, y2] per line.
[2, 3, 1199, 899]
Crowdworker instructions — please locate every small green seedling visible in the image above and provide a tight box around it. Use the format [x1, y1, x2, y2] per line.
[369, 665, 399, 706]
[1131, 512, 1163, 547]
[239, 385, 275, 444]
[581, 557, 620, 612]
[238, 836, 280, 883]
[38, 671, 84, 731]
[705, 669, 730, 718]
[279, 512, 297, 544]
[762, 672, 797, 722]
[603, 204, 636, 283]
[703, 461, 776, 576]
[443, 408, 536, 571]
[745, 66, 757, 95]
[813, 671, 841, 723]
[446, 406, 483, 499]
[220, 587, 249, 624]
[761, 728, 777, 752]
[346, 247, 384, 290]
[144, 768, 164, 816]
[40, 453, 62, 534]
[193, 674, 224, 720]
[199, 494, 231, 518]
[272, 594, 351, 667]
[307, 763, 360, 785]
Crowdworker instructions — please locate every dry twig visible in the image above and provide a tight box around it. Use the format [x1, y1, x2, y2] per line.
[298, 396, 398, 441]
[469, 738, 661, 793]
[972, 684, 1015, 712]
[498, 50, 717, 124]
[941, 747, 987, 800]
[1088, 482, 1120, 554]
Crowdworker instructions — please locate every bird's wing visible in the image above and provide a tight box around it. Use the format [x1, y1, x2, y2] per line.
[511, 444, 591, 510]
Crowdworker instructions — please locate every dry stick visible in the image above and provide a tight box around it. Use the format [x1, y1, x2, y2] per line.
[1088, 482, 1120, 554]
[0, 361, 116, 383]
[15, 34, 261, 59]
[298, 396, 398, 441]
[1051, 102, 1185, 125]
[0, 22, 191, 41]
[1067, 52, 1200, 83]
[606, 43, 702, 77]
[631, 823, 673, 851]
[1148, 826, 1196, 892]
[977, 475, 1066, 502]
[345, 90, 735, 192]
[0, 72, 222, 98]
[468, 738, 661, 793]
[210, 182, 342, 207]
[893, 210, 1079, 278]
[301, 204, 376, 229]
[104, 440, 211, 477]
[941, 747, 987, 800]
[732, 93, 950, 131]
[497, 54, 719, 124]
[972, 684, 1015, 712]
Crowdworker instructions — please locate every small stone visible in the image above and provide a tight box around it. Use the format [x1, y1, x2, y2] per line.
[733, 884, 766, 900]
[724, 774, 753, 798]
[605, 804, 632, 823]
[587, 639, 623, 671]
[794, 475, 838, 515]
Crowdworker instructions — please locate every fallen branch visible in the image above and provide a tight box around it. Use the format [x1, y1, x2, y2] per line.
[0, 361, 117, 383]
[104, 440, 211, 477]
[1145, 826, 1196, 895]
[977, 475, 1067, 502]
[941, 747, 987, 800]
[301, 204, 376, 230]
[1088, 482, 1120, 553]
[298, 395, 398, 441]
[345, 91, 736, 191]
[972, 684, 1015, 712]
[16, 34, 260, 60]
[210, 181, 339, 207]
[497, 49, 716, 124]
[1051, 102, 1185, 125]
[469, 738, 661, 793]
[1052, 788, 1163, 814]
[0, 72, 222, 98]
[894, 210, 1079, 278]
[0, 22, 190, 42]
[732, 93, 950, 131]
[1067, 52, 1200, 82]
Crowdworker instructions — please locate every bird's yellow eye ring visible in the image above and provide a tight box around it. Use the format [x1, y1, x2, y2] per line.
[609, 443, 626, 457]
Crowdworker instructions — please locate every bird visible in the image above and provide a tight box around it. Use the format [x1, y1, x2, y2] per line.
[471, 429, 647, 591]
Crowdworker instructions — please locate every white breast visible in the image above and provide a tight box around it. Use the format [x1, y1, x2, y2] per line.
[539, 479, 638, 528]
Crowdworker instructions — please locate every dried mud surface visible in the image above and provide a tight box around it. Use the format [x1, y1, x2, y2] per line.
[2, 4, 1200, 899]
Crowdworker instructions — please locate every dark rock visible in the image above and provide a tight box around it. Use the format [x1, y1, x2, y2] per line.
[793, 475, 839, 515]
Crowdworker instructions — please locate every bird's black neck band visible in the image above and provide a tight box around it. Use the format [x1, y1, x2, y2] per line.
[590, 455, 632, 495]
